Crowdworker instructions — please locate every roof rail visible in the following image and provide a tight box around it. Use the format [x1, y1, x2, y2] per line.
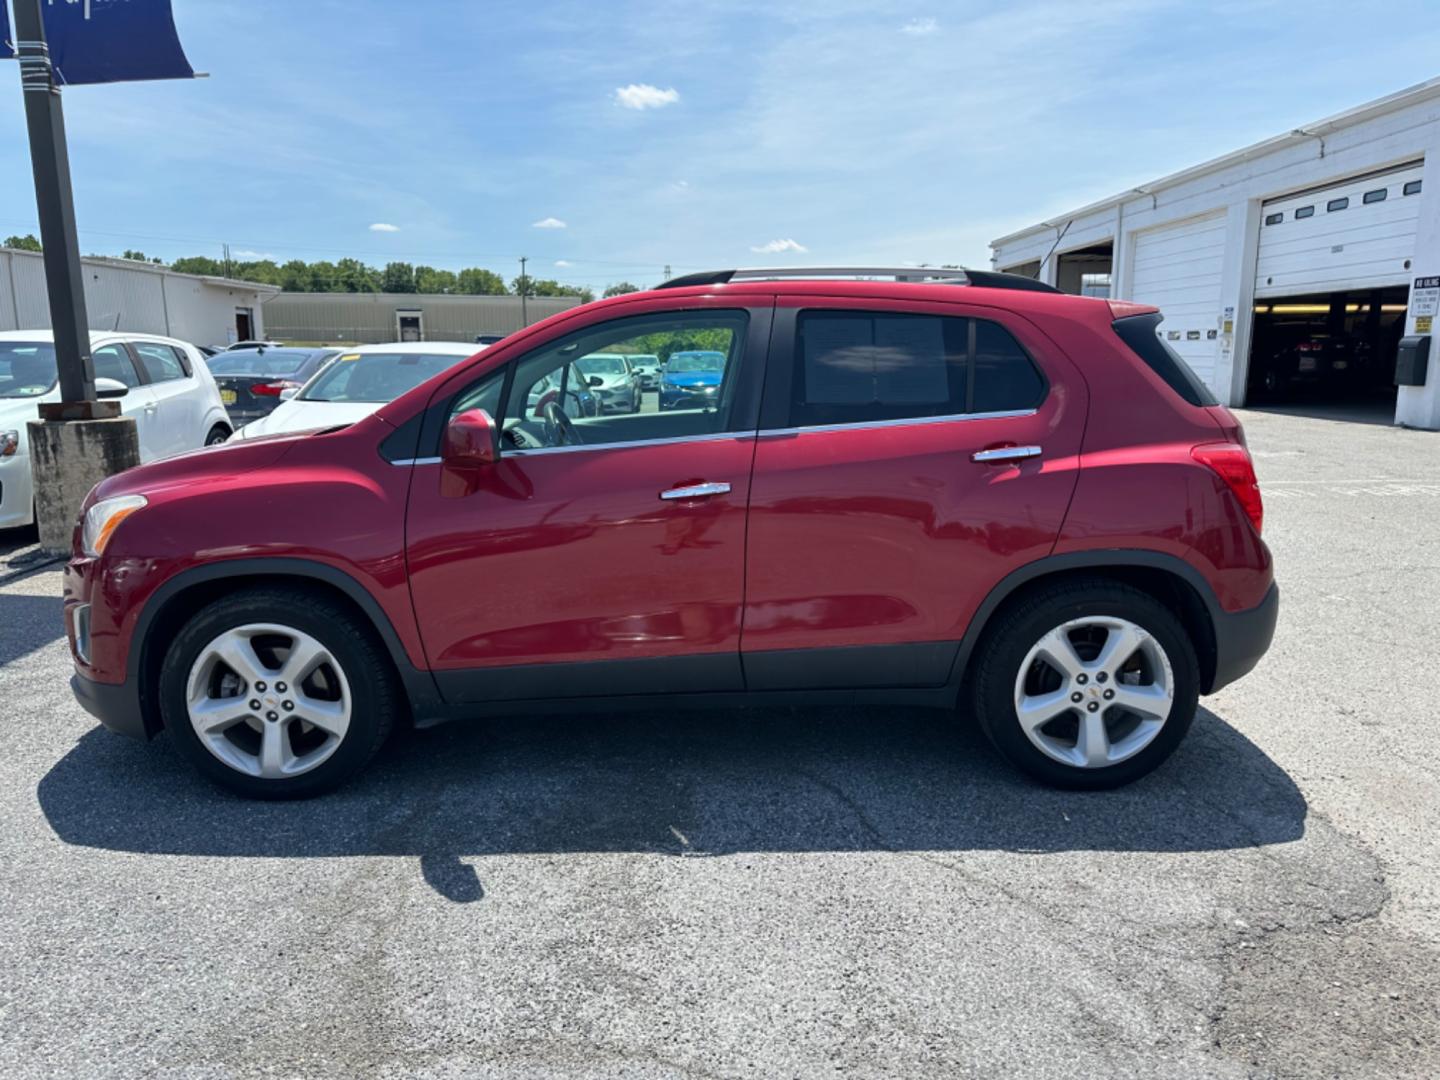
[655, 266, 1061, 294]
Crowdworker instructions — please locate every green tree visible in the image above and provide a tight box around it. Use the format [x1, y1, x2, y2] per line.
[4, 234, 41, 252]
[308, 260, 340, 291]
[236, 260, 282, 286]
[335, 257, 380, 293]
[458, 267, 509, 295]
[415, 265, 458, 294]
[171, 255, 225, 276]
[381, 261, 417, 293]
[603, 281, 640, 298]
[514, 276, 592, 302]
[279, 259, 313, 292]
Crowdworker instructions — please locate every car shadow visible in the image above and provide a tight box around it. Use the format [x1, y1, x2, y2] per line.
[0, 592, 65, 666]
[38, 705, 1304, 902]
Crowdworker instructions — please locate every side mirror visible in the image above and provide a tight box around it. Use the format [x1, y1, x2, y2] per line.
[95, 377, 128, 400]
[278, 387, 299, 401]
[587, 375, 603, 387]
[442, 407, 499, 468]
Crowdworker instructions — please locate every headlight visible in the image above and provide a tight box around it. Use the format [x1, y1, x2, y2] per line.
[0, 430, 18, 457]
[82, 494, 147, 557]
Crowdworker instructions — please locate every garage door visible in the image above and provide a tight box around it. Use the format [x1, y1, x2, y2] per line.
[1128, 212, 1227, 390]
[1254, 162, 1423, 298]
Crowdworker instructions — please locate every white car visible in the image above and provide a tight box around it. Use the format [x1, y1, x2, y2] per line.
[0, 330, 231, 530]
[232, 341, 481, 440]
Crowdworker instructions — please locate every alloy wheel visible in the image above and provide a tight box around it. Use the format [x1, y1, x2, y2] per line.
[185, 622, 352, 779]
[1012, 615, 1175, 769]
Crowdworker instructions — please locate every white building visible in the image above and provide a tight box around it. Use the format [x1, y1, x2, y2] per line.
[990, 78, 1440, 430]
[0, 247, 279, 347]
[264, 291, 582, 345]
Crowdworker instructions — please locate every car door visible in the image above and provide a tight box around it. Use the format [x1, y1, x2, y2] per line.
[129, 340, 202, 456]
[403, 304, 772, 704]
[740, 299, 1088, 690]
[90, 343, 160, 457]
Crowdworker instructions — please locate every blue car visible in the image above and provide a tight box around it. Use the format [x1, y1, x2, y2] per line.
[659, 350, 726, 410]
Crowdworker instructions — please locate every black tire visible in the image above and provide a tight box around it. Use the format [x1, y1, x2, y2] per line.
[205, 425, 231, 446]
[969, 579, 1200, 790]
[158, 587, 399, 799]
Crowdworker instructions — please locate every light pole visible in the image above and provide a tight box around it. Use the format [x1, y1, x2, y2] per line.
[13, 0, 140, 554]
[14, 0, 102, 416]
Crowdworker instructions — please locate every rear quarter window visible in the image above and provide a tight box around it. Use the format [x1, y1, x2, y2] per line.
[1111, 313, 1218, 407]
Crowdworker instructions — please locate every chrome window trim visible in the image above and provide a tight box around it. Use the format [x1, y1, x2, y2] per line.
[502, 429, 753, 458]
[393, 408, 1037, 464]
[759, 408, 1036, 438]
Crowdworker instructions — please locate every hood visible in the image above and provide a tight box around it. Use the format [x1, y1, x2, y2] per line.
[235, 399, 381, 440]
[663, 370, 721, 388]
[89, 429, 307, 505]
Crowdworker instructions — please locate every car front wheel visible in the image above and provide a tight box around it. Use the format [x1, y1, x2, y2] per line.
[157, 587, 398, 798]
[970, 579, 1199, 789]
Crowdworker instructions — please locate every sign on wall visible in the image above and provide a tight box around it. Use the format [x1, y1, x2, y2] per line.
[2, 0, 195, 83]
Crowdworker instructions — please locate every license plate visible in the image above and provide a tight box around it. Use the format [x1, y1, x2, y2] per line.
[1298, 357, 1317, 372]
[220, 389, 238, 405]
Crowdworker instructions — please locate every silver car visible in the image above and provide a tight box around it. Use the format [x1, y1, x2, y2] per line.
[627, 353, 662, 391]
[576, 353, 641, 414]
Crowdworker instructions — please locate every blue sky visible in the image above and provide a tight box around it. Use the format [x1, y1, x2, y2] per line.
[3, 0, 1440, 292]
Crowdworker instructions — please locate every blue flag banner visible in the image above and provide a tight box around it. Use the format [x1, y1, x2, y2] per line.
[1, 1, 12, 60]
[41, 0, 195, 85]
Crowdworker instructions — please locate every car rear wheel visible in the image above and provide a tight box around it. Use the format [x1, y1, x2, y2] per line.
[158, 588, 398, 798]
[205, 425, 230, 446]
[970, 580, 1199, 789]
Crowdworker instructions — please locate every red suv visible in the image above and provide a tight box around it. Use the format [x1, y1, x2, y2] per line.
[64, 268, 1277, 798]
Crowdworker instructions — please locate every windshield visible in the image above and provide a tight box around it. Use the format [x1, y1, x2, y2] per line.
[628, 355, 660, 368]
[0, 343, 58, 398]
[301, 351, 459, 403]
[667, 351, 725, 373]
[576, 354, 628, 377]
[207, 349, 318, 377]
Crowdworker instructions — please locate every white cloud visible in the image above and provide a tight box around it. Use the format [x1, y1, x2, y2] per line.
[368, 222, 400, 233]
[615, 83, 680, 110]
[233, 250, 275, 260]
[532, 217, 567, 229]
[900, 17, 938, 35]
[554, 259, 572, 268]
[750, 238, 808, 254]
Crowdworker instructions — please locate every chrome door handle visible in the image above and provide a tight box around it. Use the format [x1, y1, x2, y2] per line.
[660, 482, 731, 500]
[971, 445, 1041, 463]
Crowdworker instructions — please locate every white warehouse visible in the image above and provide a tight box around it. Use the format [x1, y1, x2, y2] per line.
[0, 247, 279, 347]
[990, 78, 1440, 430]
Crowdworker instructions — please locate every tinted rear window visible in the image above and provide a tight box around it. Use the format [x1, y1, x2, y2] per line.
[207, 349, 320, 377]
[1112, 313, 1217, 407]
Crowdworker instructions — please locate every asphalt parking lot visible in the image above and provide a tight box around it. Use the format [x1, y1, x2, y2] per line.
[2, 407, 1438, 1078]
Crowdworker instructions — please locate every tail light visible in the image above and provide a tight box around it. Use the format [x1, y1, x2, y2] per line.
[1192, 442, 1263, 534]
[251, 380, 300, 397]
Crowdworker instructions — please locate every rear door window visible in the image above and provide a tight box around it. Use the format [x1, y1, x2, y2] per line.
[787, 310, 1044, 428]
[131, 342, 191, 382]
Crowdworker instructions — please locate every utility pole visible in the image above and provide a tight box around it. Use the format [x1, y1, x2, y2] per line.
[519, 255, 529, 327]
[14, 0, 101, 416]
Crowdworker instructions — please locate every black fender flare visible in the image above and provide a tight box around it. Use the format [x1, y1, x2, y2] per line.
[946, 549, 1245, 693]
[131, 557, 442, 715]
